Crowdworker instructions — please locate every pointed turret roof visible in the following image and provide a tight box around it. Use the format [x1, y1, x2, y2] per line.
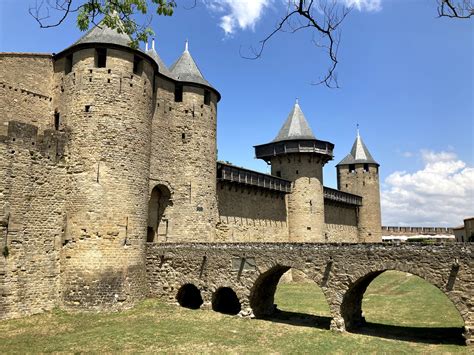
[72, 15, 132, 48]
[170, 40, 213, 87]
[146, 39, 172, 77]
[273, 99, 316, 142]
[337, 130, 379, 166]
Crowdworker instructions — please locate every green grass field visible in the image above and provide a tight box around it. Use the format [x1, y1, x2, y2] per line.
[0, 271, 468, 353]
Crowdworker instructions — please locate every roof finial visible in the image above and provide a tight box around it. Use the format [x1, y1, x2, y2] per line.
[295, 97, 299, 105]
[145, 41, 149, 51]
[152, 38, 155, 50]
[356, 123, 360, 138]
[185, 39, 189, 52]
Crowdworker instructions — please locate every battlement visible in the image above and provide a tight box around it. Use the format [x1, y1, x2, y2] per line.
[1, 121, 67, 161]
[382, 226, 454, 235]
[217, 162, 291, 193]
[323, 186, 362, 206]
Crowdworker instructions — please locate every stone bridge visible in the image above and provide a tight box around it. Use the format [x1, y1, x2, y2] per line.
[146, 243, 473, 345]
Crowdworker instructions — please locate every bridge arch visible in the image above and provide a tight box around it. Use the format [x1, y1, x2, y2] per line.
[249, 264, 332, 322]
[212, 287, 241, 315]
[339, 268, 467, 344]
[176, 283, 203, 310]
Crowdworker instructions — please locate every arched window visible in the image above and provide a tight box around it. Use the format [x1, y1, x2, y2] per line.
[147, 184, 172, 242]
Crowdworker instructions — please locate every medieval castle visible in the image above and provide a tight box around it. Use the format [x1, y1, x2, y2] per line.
[0, 16, 382, 317]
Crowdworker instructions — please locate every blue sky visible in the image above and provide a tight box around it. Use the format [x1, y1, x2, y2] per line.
[1, 0, 473, 226]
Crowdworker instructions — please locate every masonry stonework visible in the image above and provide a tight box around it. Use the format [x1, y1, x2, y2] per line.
[2, 19, 469, 347]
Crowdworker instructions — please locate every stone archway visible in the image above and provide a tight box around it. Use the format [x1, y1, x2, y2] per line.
[212, 287, 241, 315]
[339, 269, 466, 344]
[147, 184, 172, 242]
[176, 283, 203, 310]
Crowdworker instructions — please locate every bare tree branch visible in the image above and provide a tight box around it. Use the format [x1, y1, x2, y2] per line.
[437, 0, 474, 18]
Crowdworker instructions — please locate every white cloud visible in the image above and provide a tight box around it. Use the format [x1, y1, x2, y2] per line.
[341, 0, 382, 12]
[206, 0, 273, 35]
[381, 150, 474, 227]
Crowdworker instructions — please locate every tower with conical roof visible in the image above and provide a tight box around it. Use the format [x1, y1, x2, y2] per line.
[52, 15, 158, 311]
[336, 130, 381, 242]
[255, 100, 334, 242]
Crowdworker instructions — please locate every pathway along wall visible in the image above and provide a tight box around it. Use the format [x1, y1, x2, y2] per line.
[146, 242, 474, 345]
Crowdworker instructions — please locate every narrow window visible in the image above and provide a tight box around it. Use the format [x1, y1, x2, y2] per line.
[96, 48, 107, 68]
[65, 54, 73, 74]
[349, 164, 355, 173]
[174, 84, 183, 102]
[363, 163, 369, 172]
[296, 170, 299, 175]
[204, 90, 211, 105]
[182, 133, 186, 140]
[275, 171, 281, 177]
[133, 55, 143, 75]
[54, 112, 60, 130]
[85, 105, 91, 112]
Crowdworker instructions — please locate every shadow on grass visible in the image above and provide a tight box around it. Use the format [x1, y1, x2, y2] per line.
[260, 309, 331, 330]
[350, 322, 465, 345]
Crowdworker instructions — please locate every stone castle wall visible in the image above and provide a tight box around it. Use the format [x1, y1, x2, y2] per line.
[0, 53, 53, 135]
[216, 182, 289, 242]
[0, 121, 67, 320]
[324, 201, 359, 242]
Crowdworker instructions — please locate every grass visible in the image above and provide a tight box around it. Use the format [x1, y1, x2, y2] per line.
[0, 271, 468, 353]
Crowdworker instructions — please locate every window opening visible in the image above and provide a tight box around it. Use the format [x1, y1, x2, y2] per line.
[204, 90, 211, 105]
[364, 163, 369, 172]
[133, 55, 143, 75]
[349, 164, 356, 173]
[96, 48, 107, 68]
[174, 84, 183, 102]
[54, 112, 60, 130]
[65, 54, 73, 74]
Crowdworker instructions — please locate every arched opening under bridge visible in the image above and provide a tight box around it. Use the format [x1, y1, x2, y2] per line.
[176, 284, 203, 310]
[212, 287, 241, 315]
[250, 265, 331, 329]
[341, 270, 465, 345]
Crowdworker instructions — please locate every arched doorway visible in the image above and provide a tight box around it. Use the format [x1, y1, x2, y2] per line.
[341, 270, 465, 344]
[147, 184, 172, 242]
[250, 265, 331, 329]
[176, 284, 203, 309]
[212, 287, 241, 315]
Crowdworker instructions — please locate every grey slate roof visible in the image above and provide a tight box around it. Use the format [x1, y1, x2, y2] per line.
[273, 100, 316, 142]
[72, 17, 132, 48]
[146, 47, 172, 77]
[169, 42, 213, 87]
[337, 132, 379, 166]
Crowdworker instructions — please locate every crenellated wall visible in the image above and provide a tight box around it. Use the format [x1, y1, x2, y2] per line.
[0, 121, 67, 320]
[0, 53, 54, 134]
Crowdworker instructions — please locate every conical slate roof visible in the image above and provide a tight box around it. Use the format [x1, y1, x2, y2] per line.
[273, 100, 316, 142]
[337, 132, 379, 166]
[146, 40, 172, 77]
[170, 41, 212, 87]
[72, 16, 132, 48]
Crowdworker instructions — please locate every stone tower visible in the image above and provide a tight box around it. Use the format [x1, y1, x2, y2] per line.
[336, 130, 382, 242]
[53, 18, 156, 309]
[148, 40, 220, 243]
[255, 100, 334, 242]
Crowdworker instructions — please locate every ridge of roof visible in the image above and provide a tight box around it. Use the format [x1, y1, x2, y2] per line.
[337, 132, 379, 166]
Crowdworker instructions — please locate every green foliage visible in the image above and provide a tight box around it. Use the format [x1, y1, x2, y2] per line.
[0, 272, 467, 353]
[76, 0, 176, 48]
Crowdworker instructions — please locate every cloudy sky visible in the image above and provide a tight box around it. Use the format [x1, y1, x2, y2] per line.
[1, 0, 473, 226]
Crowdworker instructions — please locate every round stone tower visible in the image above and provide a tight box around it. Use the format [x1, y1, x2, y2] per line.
[146, 40, 220, 243]
[52, 18, 156, 309]
[255, 100, 334, 242]
[336, 130, 382, 242]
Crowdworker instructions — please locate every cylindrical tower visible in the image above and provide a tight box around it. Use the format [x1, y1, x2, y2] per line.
[52, 20, 156, 309]
[255, 100, 333, 242]
[147, 40, 220, 243]
[336, 131, 382, 242]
